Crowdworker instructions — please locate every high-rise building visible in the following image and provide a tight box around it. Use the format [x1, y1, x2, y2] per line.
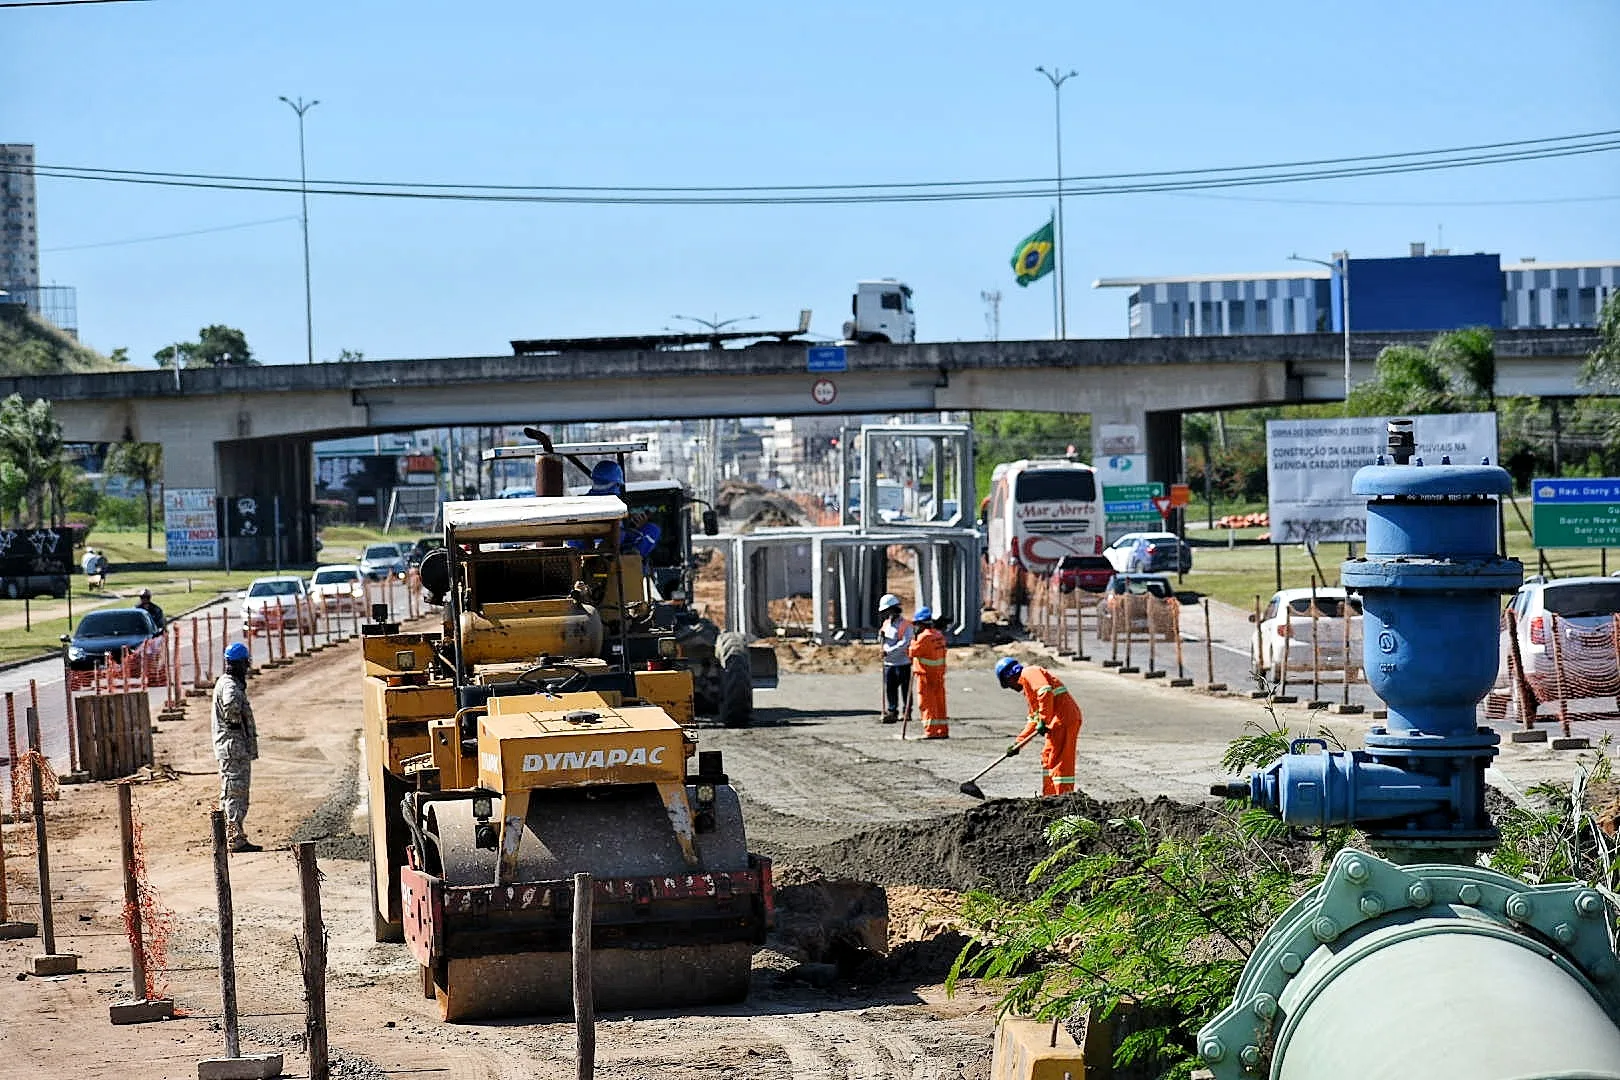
[1, 144, 39, 294]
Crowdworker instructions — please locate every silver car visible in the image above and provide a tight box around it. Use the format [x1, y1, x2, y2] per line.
[358, 543, 408, 581]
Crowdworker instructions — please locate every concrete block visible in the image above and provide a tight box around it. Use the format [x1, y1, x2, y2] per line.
[1249, 690, 1269, 699]
[1510, 729, 1549, 743]
[1101, 659, 1122, 668]
[1170, 677, 1194, 687]
[989, 1018, 1084, 1080]
[1117, 666, 1140, 675]
[1371, 709, 1389, 720]
[197, 1055, 283, 1080]
[58, 772, 91, 786]
[1552, 736, 1592, 751]
[1142, 670, 1167, 680]
[1307, 700, 1331, 711]
[0, 921, 36, 939]
[1204, 683, 1228, 692]
[1331, 703, 1365, 715]
[110, 997, 175, 1024]
[31, 953, 79, 976]
[1272, 694, 1299, 704]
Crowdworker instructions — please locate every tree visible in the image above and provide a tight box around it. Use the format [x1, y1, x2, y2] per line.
[0, 394, 68, 525]
[333, 348, 364, 363]
[1581, 293, 1620, 390]
[104, 439, 163, 549]
[154, 325, 257, 369]
[1345, 345, 1452, 416]
[1431, 326, 1497, 408]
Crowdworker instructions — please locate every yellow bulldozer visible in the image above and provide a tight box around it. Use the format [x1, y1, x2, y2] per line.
[360, 451, 771, 1021]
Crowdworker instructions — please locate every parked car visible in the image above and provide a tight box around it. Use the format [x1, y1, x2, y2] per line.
[241, 575, 315, 634]
[1, 571, 68, 600]
[408, 536, 444, 566]
[1096, 573, 1176, 641]
[358, 543, 408, 581]
[1251, 587, 1364, 683]
[1052, 555, 1115, 594]
[1103, 531, 1193, 574]
[1494, 576, 1620, 710]
[63, 607, 164, 673]
[308, 564, 365, 614]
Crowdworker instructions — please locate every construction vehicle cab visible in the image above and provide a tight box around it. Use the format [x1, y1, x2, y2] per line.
[362, 477, 770, 1021]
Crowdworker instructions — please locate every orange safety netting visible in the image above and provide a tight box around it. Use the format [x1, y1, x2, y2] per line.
[1493, 610, 1620, 736]
[10, 750, 60, 817]
[119, 792, 175, 1002]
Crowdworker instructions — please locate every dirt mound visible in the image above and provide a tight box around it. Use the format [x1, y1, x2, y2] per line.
[793, 791, 1218, 897]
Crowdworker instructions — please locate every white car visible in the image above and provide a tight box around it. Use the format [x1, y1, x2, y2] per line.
[1103, 531, 1193, 574]
[1251, 587, 1363, 682]
[308, 564, 365, 615]
[241, 575, 315, 634]
[1491, 576, 1620, 711]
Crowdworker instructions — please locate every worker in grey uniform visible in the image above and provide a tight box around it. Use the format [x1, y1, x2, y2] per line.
[212, 641, 261, 852]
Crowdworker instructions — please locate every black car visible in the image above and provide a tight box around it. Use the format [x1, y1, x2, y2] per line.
[63, 608, 162, 670]
[1, 572, 69, 600]
[408, 535, 445, 566]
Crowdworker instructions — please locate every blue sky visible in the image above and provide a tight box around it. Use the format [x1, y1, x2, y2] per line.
[9, 0, 1619, 366]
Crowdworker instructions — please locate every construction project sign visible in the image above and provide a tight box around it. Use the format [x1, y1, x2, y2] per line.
[1531, 478, 1620, 548]
[1266, 413, 1498, 544]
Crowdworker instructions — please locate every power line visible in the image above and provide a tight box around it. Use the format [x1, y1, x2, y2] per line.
[16, 140, 1619, 207]
[1170, 191, 1620, 208]
[0, 0, 149, 6]
[42, 215, 298, 252]
[15, 127, 1620, 195]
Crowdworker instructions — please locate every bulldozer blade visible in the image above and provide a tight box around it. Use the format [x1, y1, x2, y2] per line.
[432, 943, 755, 1022]
[748, 643, 779, 689]
[959, 780, 986, 800]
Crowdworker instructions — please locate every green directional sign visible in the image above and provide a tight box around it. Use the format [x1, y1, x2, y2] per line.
[1103, 483, 1163, 501]
[1531, 478, 1620, 548]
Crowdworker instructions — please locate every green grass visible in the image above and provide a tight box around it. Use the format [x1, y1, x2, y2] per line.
[1179, 493, 1612, 610]
[0, 577, 236, 665]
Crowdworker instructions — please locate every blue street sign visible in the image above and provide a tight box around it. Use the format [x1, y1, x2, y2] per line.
[1104, 501, 1154, 514]
[807, 345, 848, 373]
[1531, 478, 1620, 504]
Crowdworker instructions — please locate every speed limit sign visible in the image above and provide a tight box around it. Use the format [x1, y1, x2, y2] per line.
[811, 378, 838, 405]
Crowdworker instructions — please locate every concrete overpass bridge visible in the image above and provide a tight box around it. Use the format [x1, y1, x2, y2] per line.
[3, 328, 1599, 566]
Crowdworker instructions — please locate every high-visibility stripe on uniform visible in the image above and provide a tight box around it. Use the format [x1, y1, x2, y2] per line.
[1035, 685, 1069, 696]
[917, 657, 947, 667]
[1052, 776, 1074, 784]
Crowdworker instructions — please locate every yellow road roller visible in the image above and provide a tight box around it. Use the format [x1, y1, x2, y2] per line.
[361, 486, 770, 1021]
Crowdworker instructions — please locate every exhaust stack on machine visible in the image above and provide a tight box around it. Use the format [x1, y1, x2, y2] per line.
[1203, 419, 1620, 1079]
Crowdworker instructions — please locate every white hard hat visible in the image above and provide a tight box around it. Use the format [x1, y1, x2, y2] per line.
[879, 593, 902, 612]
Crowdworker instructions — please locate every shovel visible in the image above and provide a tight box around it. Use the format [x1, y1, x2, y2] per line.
[959, 728, 1041, 800]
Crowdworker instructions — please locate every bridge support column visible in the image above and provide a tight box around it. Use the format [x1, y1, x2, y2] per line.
[217, 437, 315, 569]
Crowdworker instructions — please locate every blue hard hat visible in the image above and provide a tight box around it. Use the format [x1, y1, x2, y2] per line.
[224, 642, 250, 662]
[912, 606, 933, 623]
[588, 460, 625, 494]
[995, 656, 1023, 686]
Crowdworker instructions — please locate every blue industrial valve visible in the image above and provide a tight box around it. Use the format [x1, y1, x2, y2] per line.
[1217, 419, 1523, 861]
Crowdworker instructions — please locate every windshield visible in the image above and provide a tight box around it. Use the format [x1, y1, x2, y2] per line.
[313, 569, 358, 585]
[363, 545, 398, 559]
[248, 580, 302, 597]
[77, 610, 152, 637]
[1059, 556, 1111, 570]
[1543, 581, 1620, 617]
[1286, 596, 1363, 618]
[1113, 577, 1170, 597]
[1015, 470, 1096, 503]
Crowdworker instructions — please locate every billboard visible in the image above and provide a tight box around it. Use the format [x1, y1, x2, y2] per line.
[163, 488, 218, 567]
[1266, 413, 1498, 544]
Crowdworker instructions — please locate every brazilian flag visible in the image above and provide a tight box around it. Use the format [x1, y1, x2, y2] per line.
[1010, 219, 1056, 287]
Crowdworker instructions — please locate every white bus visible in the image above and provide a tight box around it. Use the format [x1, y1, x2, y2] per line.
[983, 459, 1105, 618]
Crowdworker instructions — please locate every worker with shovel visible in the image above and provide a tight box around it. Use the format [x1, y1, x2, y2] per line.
[877, 594, 912, 725]
[995, 657, 1082, 796]
[908, 607, 949, 739]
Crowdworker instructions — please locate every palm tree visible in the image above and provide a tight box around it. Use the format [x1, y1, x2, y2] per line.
[1431, 327, 1496, 409]
[0, 394, 67, 525]
[1183, 413, 1217, 528]
[104, 439, 163, 549]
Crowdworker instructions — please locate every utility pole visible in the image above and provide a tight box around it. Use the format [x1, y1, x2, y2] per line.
[1289, 251, 1352, 411]
[1036, 66, 1077, 339]
[279, 95, 320, 365]
[980, 289, 1002, 342]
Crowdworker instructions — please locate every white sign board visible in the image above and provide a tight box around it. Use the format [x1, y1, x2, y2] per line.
[1096, 454, 1146, 487]
[163, 487, 219, 567]
[1266, 413, 1498, 544]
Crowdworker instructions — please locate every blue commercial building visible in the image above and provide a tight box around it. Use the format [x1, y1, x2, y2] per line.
[1096, 246, 1619, 337]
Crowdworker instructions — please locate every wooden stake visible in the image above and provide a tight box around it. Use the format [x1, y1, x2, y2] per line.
[295, 842, 329, 1080]
[118, 783, 147, 996]
[210, 810, 240, 1059]
[573, 871, 594, 1080]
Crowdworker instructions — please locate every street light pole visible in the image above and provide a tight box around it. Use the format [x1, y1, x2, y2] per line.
[279, 95, 320, 365]
[1036, 65, 1077, 340]
[670, 314, 757, 516]
[1289, 251, 1353, 410]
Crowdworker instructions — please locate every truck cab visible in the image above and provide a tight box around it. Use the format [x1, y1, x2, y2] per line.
[843, 279, 916, 344]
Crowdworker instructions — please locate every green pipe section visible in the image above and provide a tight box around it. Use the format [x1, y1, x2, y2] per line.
[1200, 851, 1620, 1079]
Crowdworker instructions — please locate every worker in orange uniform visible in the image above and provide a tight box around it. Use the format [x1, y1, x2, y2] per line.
[995, 657, 1082, 796]
[907, 607, 949, 738]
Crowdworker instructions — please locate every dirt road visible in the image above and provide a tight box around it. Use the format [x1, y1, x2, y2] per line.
[0, 625, 1594, 1079]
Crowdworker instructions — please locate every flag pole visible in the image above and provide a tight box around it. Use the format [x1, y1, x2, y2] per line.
[1048, 209, 1059, 340]
[1037, 65, 1076, 340]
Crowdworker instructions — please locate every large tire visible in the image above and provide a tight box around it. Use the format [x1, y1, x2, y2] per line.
[716, 631, 753, 728]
